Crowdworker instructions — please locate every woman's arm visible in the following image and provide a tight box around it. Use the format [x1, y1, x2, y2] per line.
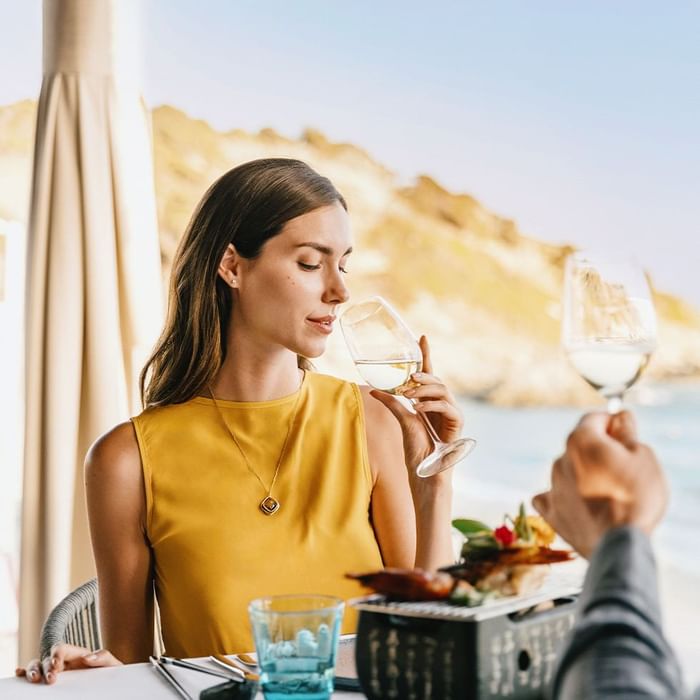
[17, 421, 153, 684]
[85, 421, 154, 664]
[361, 336, 460, 571]
[361, 384, 417, 568]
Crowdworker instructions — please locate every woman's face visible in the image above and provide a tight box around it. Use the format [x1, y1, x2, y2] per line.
[228, 201, 352, 358]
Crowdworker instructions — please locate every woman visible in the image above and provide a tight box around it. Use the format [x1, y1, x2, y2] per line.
[19, 158, 463, 683]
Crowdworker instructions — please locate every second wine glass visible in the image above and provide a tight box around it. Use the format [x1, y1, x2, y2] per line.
[561, 252, 658, 413]
[340, 296, 476, 477]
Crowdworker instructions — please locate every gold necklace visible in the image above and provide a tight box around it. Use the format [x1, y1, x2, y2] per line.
[208, 377, 303, 516]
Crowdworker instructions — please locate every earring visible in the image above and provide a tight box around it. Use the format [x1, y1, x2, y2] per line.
[229, 277, 237, 288]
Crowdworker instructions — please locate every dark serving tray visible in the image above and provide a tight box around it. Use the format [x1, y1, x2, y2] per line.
[351, 580, 582, 700]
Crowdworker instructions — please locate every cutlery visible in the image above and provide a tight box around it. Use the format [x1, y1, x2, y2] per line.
[149, 655, 194, 700]
[235, 653, 258, 668]
[210, 653, 260, 681]
[206, 655, 246, 680]
[160, 656, 240, 681]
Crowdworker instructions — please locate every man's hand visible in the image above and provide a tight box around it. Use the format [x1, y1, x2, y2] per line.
[533, 411, 668, 559]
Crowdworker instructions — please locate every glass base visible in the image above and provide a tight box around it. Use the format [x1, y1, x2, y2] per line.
[415, 437, 476, 478]
[607, 395, 623, 414]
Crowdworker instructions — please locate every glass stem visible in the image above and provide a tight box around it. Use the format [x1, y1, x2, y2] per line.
[607, 394, 623, 414]
[409, 398, 442, 445]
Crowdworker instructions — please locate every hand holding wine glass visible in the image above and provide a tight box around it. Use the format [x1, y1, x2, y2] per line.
[562, 252, 657, 413]
[340, 296, 475, 477]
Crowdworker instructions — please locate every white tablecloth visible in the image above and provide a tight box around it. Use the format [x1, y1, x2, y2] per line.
[0, 662, 360, 698]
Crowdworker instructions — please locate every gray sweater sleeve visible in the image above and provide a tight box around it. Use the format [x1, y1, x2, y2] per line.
[552, 526, 685, 699]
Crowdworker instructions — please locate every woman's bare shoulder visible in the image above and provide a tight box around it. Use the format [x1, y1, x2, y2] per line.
[85, 421, 142, 483]
[85, 422, 147, 534]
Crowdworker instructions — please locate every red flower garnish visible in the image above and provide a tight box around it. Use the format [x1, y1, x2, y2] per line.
[494, 525, 515, 547]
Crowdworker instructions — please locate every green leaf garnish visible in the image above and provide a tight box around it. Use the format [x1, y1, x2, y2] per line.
[460, 533, 500, 560]
[449, 584, 487, 607]
[452, 518, 492, 536]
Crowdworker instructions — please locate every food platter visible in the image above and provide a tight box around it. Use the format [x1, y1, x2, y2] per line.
[351, 570, 583, 622]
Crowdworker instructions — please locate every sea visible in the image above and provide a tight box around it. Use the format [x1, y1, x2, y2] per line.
[453, 381, 700, 578]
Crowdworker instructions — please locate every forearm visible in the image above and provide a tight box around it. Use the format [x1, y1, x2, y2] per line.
[552, 526, 685, 699]
[99, 579, 155, 663]
[411, 479, 455, 570]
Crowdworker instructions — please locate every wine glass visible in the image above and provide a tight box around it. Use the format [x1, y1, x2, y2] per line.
[340, 296, 476, 477]
[562, 252, 657, 413]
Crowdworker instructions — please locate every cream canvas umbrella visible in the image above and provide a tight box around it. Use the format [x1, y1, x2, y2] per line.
[19, 0, 163, 661]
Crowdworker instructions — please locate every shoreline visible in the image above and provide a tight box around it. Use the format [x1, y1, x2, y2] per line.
[458, 377, 700, 409]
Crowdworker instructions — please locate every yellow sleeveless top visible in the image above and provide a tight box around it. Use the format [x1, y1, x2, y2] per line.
[131, 372, 384, 657]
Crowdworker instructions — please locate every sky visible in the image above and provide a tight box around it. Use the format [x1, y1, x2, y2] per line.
[1, 0, 699, 305]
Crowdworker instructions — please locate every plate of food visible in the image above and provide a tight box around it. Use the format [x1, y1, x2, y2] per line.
[347, 504, 577, 616]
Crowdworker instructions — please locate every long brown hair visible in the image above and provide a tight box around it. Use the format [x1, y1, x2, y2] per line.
[140, 158, 347, 407]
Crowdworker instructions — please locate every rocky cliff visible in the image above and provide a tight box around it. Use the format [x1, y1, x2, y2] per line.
[2, 100, 698, 404]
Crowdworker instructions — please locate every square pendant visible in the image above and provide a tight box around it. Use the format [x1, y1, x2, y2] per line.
[259, 496, 280, 515]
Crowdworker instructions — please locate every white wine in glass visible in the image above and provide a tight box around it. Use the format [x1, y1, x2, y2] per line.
[562, 252, 657, 413]
[340, 296, 476, 477]
[352, 359, 422, 393]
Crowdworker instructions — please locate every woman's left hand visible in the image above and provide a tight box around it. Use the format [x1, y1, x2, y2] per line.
[371, 336, 464, 474]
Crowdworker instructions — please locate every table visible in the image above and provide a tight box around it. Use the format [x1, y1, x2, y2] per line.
[0, 661, 360, 698]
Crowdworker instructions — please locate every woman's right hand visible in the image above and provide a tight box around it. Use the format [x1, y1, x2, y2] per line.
[15, 644, 122, 684]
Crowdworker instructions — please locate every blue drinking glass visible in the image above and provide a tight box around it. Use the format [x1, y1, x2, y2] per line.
[248, 594, 345, 700]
